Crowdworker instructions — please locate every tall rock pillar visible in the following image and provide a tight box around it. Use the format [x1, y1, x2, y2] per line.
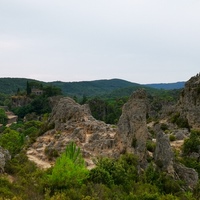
[117, 89, 148, 166]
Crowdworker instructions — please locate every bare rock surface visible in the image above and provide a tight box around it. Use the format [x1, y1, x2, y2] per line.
[27, 97, 119, 169]
[174, 163, 199, 190]
[154, 130, 199, 189]
[0, 146, 11, 173]
[178, 73, 200, 129]
[154, 131, 175, 175]
[117, 89, 148, 165]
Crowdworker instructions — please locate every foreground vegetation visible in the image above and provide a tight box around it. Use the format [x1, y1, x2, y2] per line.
[0, 118, 199, 200]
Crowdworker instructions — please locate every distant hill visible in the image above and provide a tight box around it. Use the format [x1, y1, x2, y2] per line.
[0, 78, 45, 94]
[50, 79, 141, 97]
[0, 77, 185, 97]
[144, 82, 185, 90]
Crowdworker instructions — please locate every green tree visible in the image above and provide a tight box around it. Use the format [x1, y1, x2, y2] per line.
[0, 108, 7, 125]
[183, 130, 200, 155]
[26, 81, 31, 96]
[0, 128, 24, 156]
[48, 142, 88, 189]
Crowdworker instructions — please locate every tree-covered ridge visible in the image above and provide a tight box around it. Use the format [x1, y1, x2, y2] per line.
[0, 78, 46, 94]
[145, 82, 185, 90]
[0, 77, 184, 97]
[51, 78, 141, 97]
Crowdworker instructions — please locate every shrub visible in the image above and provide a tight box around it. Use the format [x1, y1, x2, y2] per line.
[47, 142, 88, 189]
[182, 130, 200, 155]
[170, 113, 190, 129]
[146, 140, 156, 152]
[44, 147, 59, 160]
[160, 123, 168, 131]
[0, 128, 24, 156]
[169, 134, 176, 142]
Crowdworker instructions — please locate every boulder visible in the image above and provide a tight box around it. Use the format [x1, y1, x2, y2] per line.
[174, 163, 199, 190]
[154, 131, 174, 175]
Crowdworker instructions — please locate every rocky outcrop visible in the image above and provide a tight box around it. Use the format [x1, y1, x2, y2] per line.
[27, 97, 120, 169]
[28, 92, 150, 169]
[154, 131, 174, 175]
[174, 163, 199, 190]
[117, 89, 148, 165]
[178, 73, 200, 129]
[0, 147, 11, 173]
[154, 130, 199, 189]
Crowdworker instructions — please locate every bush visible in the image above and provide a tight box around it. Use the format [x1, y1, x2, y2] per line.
[160, 123, 168, 131]
[89, 154, 138, 188]
[182, 130, 200, 155]
[47, 142, 88, 190]
[0, 128, 24, 156]
[146, 140, 156, 152]
[170, 113, 190, 129]
[169, 134, 176, 142]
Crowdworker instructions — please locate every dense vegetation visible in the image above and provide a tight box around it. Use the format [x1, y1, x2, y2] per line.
[0, 128, 199, 199]
[0, 78, 199, 199]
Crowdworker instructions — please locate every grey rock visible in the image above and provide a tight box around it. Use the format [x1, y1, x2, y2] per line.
[174, 129, 189, 140]
[154, 131, 174, 175]
[0, 146, 11, 173]
[118, 89, 148, 165]
[174, 163, 199, 190]
[178, 73, 200, 129]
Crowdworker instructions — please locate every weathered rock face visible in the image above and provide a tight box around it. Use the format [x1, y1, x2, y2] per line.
[27, 91, 150, 169]
[154, 130, 199, 189]
[28, 97, 120, 169]
[174, 163, 199, 190]
[178, 73, 200, 129]
[0, 147, 11, 173]
[117, 89, 148, 165]
[154, 131, 174, 175]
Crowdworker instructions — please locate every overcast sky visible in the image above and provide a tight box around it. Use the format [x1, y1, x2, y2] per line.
[0, 0, 200, 83]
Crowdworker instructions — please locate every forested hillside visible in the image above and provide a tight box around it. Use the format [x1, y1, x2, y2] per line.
[145, 82, 185, 90]
[0, 77, 184, 97]
[0, 78, 45, 94]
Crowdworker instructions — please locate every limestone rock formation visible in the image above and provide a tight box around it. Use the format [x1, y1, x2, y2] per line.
[0, 146, 11, 173]
[117, 89, 148, 165]
[178, 73, 200, 129]
[154, 130, 199, 189]
[174, 163, 199, 190]
[154, 131, 174, 175]
[27, 97, 120, 169]
[27, 91, 150, 169]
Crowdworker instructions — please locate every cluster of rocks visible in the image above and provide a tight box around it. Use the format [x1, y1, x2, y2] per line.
[23, 73, 200, 190]
[28, 97, 120, 169]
